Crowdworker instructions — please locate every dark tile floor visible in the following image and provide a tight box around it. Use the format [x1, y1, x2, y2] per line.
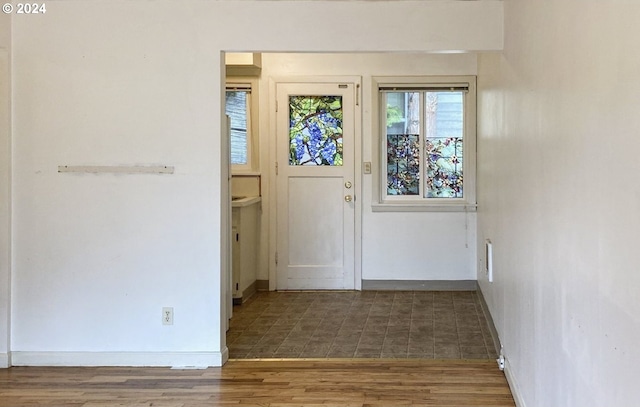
[227, 291, 498, 360]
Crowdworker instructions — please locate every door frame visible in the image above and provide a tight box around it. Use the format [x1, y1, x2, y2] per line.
[268, 76, 363, 291]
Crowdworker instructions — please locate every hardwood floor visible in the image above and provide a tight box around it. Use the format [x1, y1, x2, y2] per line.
[0, 359, 515, 406]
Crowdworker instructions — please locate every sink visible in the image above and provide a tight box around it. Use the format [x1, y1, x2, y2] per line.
[232, 196, 261, 207]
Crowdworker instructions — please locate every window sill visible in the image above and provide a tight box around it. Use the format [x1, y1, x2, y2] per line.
[371, 203, 477, 213]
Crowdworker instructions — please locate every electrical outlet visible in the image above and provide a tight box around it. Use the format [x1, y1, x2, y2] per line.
[162, 307, 173, 325]
[363, 162, 372, 174]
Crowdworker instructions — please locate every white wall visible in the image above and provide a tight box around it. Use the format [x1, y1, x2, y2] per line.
[0, 11, 10, 368]
[258, 53, 478, 283]
[8, 0, 502, 366]
[477, 1, 640, 405]
[11, 2, 222, 366]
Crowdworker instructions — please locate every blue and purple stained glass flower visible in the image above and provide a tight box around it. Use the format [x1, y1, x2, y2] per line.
[387, 134, 420, 195]
[289, 96, 343, 166]
[425, 137, 463, 198]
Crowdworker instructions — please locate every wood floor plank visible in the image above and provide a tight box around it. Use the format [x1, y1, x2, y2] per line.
[0, 360, 514, 407]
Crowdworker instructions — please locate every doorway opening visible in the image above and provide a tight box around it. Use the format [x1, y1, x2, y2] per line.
[221, 51, 486, 361]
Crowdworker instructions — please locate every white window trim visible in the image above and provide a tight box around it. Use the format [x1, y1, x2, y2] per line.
[227, 77, 259, 174]
[371, 76, 477, 212]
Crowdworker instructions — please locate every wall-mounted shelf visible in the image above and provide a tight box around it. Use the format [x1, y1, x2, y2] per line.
[57, 165, 174, 174]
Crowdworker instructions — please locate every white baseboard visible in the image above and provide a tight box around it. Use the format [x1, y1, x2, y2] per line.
[0, 352, 10, 368]
[11, 351, 225, 368]
[475, 283, 501, 356]
[221, 346, 229, 365]
[504, 357, 526, 407]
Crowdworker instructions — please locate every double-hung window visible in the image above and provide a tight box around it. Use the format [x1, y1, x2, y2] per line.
[375, 76, 476, 211]
[225, 82, 254, 170]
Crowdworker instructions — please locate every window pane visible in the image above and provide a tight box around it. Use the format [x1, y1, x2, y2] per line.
[386, 92, 420, 135]
[387, 134, 420, 195]
[425, 92, 464, 198]
[425, 138, 463, 198]
[289, 95, 343, 166]
[386, 92, 405, 134]
[225, 91, 248, 165]
[430, 92, 463, 138]
[385, 92, 420, 195]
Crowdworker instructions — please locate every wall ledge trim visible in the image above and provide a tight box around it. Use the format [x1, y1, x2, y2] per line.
[10, 351, 224, 368]
[362, 280, 476, 291]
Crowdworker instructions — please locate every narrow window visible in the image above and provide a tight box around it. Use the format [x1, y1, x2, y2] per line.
[225, 84, 252, 168]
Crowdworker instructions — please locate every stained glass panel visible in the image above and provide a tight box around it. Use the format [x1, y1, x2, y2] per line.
[425, 137, 463, 198]
[289, 95, 343, 166]
[387, 134, 420, 195]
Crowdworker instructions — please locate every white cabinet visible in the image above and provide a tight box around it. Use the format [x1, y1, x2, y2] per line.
[231, 197, 260, 303]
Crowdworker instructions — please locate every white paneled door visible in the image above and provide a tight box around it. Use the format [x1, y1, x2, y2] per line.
[276, 82, 356, 290]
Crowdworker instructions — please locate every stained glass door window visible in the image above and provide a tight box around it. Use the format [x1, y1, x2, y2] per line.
[289, 95, 343, 166]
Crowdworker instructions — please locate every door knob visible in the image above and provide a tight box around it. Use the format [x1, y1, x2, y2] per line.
[344, 195, 353, 202]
